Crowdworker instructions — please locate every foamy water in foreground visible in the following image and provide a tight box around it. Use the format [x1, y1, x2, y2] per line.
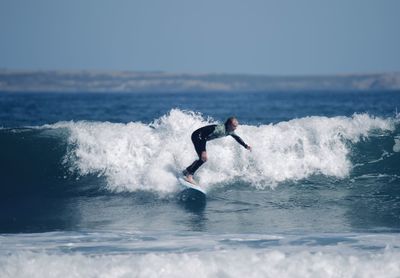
[1, 232, 400, 278]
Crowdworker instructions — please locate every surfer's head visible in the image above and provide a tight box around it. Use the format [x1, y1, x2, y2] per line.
[225, 116, 239, 132]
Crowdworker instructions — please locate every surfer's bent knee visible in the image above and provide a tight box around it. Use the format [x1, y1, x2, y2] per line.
[200, 151, 208, 162]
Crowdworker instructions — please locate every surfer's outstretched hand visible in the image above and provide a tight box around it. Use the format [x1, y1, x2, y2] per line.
[246, 145, 252, 152]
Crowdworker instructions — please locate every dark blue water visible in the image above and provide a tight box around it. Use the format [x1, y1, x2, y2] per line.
[1, 91, 400, 277]
[1, 91, 398, 127]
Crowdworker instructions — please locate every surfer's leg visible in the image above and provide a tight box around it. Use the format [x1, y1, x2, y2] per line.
[184, 138, 207, 176]
[183, 158, 202, 184]
[185, 155, 206, 175]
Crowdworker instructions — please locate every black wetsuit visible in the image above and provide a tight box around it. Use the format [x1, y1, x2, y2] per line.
[184, 123, 249, 175]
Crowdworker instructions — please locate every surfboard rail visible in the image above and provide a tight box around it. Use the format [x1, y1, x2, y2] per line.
[178, 177, 207, 195]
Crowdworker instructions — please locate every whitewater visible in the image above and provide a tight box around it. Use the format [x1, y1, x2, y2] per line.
[1, 91, 399, 277]
[45, 109, 395, 192]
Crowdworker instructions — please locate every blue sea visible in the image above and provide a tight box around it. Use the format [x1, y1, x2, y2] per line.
[1, 91, 400, 277]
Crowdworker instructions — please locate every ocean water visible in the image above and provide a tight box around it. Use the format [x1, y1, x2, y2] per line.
[1, 91, 400, 277]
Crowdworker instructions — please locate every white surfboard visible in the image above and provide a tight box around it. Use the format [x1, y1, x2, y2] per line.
[178, 177, 207, 195]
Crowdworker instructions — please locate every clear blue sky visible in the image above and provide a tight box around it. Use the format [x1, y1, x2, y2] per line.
[0, 0, 399, 75]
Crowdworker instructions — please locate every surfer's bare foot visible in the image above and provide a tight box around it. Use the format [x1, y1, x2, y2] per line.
[182, 169, 196, 184]
[184, 174, 196, 185]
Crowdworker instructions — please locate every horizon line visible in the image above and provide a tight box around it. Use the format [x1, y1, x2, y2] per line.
[0, 68, 399, 78]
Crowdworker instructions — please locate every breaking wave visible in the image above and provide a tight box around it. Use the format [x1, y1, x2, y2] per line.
[0, 109, 398, 194]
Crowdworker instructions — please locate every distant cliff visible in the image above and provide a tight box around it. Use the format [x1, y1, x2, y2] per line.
[0, 70, 399, 92]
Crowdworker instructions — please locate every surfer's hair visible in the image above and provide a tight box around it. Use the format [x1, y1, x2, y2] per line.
[225, 116, 237, 126]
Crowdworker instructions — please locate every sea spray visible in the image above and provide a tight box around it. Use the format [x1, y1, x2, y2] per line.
[47, 109, 396, 192]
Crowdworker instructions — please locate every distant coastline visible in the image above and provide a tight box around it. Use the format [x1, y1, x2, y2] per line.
[0, 70, 399, 93]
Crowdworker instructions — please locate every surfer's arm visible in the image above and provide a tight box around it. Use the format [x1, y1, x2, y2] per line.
[230, 133, 249, 149]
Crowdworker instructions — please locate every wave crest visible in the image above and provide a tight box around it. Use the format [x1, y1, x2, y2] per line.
[50, 110, 396, 192]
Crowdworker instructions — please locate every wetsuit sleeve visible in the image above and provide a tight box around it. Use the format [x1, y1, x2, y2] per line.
[230, 133, 249, 148]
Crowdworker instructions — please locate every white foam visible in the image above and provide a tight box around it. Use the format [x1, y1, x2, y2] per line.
[394, 136, 400, 152]
[49, 110, 395, 192]
[1, 249, 400, 278]
[2, 232, 400, 278]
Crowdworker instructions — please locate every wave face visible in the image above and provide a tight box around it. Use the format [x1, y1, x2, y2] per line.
[1, 109, 399, 195]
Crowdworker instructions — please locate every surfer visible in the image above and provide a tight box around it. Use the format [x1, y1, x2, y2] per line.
[183, 117, 252, 184]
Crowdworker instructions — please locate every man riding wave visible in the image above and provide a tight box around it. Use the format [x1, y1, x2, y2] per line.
[183, 117, 252, 184]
